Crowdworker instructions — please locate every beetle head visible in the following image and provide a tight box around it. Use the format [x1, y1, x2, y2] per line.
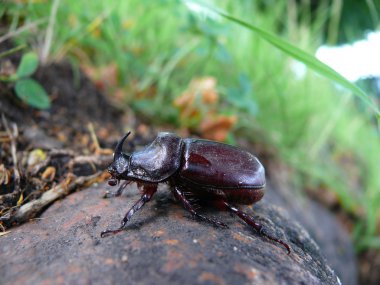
[108, 132, 131, 185]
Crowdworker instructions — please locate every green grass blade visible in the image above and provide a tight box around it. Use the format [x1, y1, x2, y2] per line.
[183, 1, 380, 117]
[0, 44, 26, 59]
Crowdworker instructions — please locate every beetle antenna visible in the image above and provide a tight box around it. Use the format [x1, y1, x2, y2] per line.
[115, 131, 131, 159]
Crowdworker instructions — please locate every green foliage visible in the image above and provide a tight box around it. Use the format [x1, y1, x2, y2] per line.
[207, 5, 380, 118]
[224, 74, 258, 116]
[16, 52, 39, 78]
[0, 51, 51, 109]
[14, 78, 50, 109]
[338, 0, 379, 43]
[3, 0, 380, 250]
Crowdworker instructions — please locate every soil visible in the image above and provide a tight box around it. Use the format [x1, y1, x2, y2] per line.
[0, 40, 154, 227]
[0, 40, 378, 285]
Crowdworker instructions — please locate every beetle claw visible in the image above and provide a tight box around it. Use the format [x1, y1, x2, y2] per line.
[100, 227, 125, 238]
[209, 218, 228, 228]
[103, 180, 131, 199]
[260, 228, 291, 255]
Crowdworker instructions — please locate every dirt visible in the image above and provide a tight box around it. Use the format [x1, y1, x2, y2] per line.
[1, 40, 138, 229]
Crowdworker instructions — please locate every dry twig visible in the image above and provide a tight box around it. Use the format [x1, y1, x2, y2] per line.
[0, 19, 46, 44]
[1, 115, 21, 193]
[12, 171, 107, 224]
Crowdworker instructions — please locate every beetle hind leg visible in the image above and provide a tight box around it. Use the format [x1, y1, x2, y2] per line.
[173, 186, 228, 228]
[220, 201, 291, 254]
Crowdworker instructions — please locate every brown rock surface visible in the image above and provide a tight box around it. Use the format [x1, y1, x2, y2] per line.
[0, 182, 348, 285]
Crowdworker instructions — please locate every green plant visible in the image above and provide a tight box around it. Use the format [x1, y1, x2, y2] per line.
[0, 52, 50, 109]
[184, 0, 380, 119]
[3, 0, 380, 251]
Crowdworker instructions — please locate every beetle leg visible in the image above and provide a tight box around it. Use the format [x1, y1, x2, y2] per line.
[174, 186, 228, 228]
[103, 180, 131, 198]
[222, 201, 291, 254]
[101, 183, 158, 237]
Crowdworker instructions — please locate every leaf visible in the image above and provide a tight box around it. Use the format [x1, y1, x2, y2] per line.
[17, 193, 23, 206]
[41, 166, 56, 181]
[183, 1, 380, 118]
[225, 74, 258, 116]
[14, 79, 51, 109]
[27, 149, 47, 167]
[0, 164, 11, 185]
[200, 115, 237, 141]
[173, 77, 219, 127]
[16, 52, 39, 78]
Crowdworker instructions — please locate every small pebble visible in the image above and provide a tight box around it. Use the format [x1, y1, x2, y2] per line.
[121, 255, 128, 263]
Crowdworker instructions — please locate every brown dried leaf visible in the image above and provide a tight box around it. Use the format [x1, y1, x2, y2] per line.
[0, 60, 16, 77]
[200, 115, 237, 141]
[57, 132, 68, 143]
[173, 91, 196, 109]
[79, 133, 91, 147]
[136, 124, 150, 136]
[96, 127, 112, 140]
[0, 164, 11, 185]
[0, 131, 11, 143]
[113, 88, 127, 101]
[176, 77, 218, 104]
[41, 166, 56, 181]
[174, 77, 219, 122]
[16, 193, 23, 206]
[135, 85, 157, 99]
[191, 77, 218, 104]
[94, 148, 113, 156]
[81, 63, 118, 91]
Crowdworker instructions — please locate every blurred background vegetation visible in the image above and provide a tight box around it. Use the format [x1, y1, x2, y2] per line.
[1, 0, 379, 251]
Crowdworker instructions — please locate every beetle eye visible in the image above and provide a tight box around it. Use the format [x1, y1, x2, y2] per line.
[114, 154, 129, 174]
[108, 165, 115, 174]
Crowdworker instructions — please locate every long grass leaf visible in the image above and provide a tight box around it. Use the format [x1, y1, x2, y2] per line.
[183, 1, 380, 117]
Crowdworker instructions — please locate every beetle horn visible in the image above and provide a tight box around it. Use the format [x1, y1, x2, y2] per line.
[115, 131, 131, 159]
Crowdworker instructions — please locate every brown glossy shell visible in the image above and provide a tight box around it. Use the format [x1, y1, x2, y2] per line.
[177, 139, 265, 204]
[128, 133, 183, 182]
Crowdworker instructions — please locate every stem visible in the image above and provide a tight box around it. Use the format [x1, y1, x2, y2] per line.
[41, 0, 61, 64]
[0, 45, 26, 59]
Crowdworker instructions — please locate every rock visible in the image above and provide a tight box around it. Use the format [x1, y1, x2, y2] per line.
[267, 164, 357, 285]
[0, 182, 347, 285]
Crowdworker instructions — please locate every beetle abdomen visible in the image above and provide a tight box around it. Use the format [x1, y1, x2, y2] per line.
[179, 139, 265, 191]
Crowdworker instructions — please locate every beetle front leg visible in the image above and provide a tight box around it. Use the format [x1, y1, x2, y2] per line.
[101, 183, 158, 237]
[174, 186, 228, 228]
[221, 201, 291, 254]
[103, 180, 132, 198]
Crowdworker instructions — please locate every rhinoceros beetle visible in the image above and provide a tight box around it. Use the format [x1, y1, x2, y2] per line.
[101, 132, 291, 254]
